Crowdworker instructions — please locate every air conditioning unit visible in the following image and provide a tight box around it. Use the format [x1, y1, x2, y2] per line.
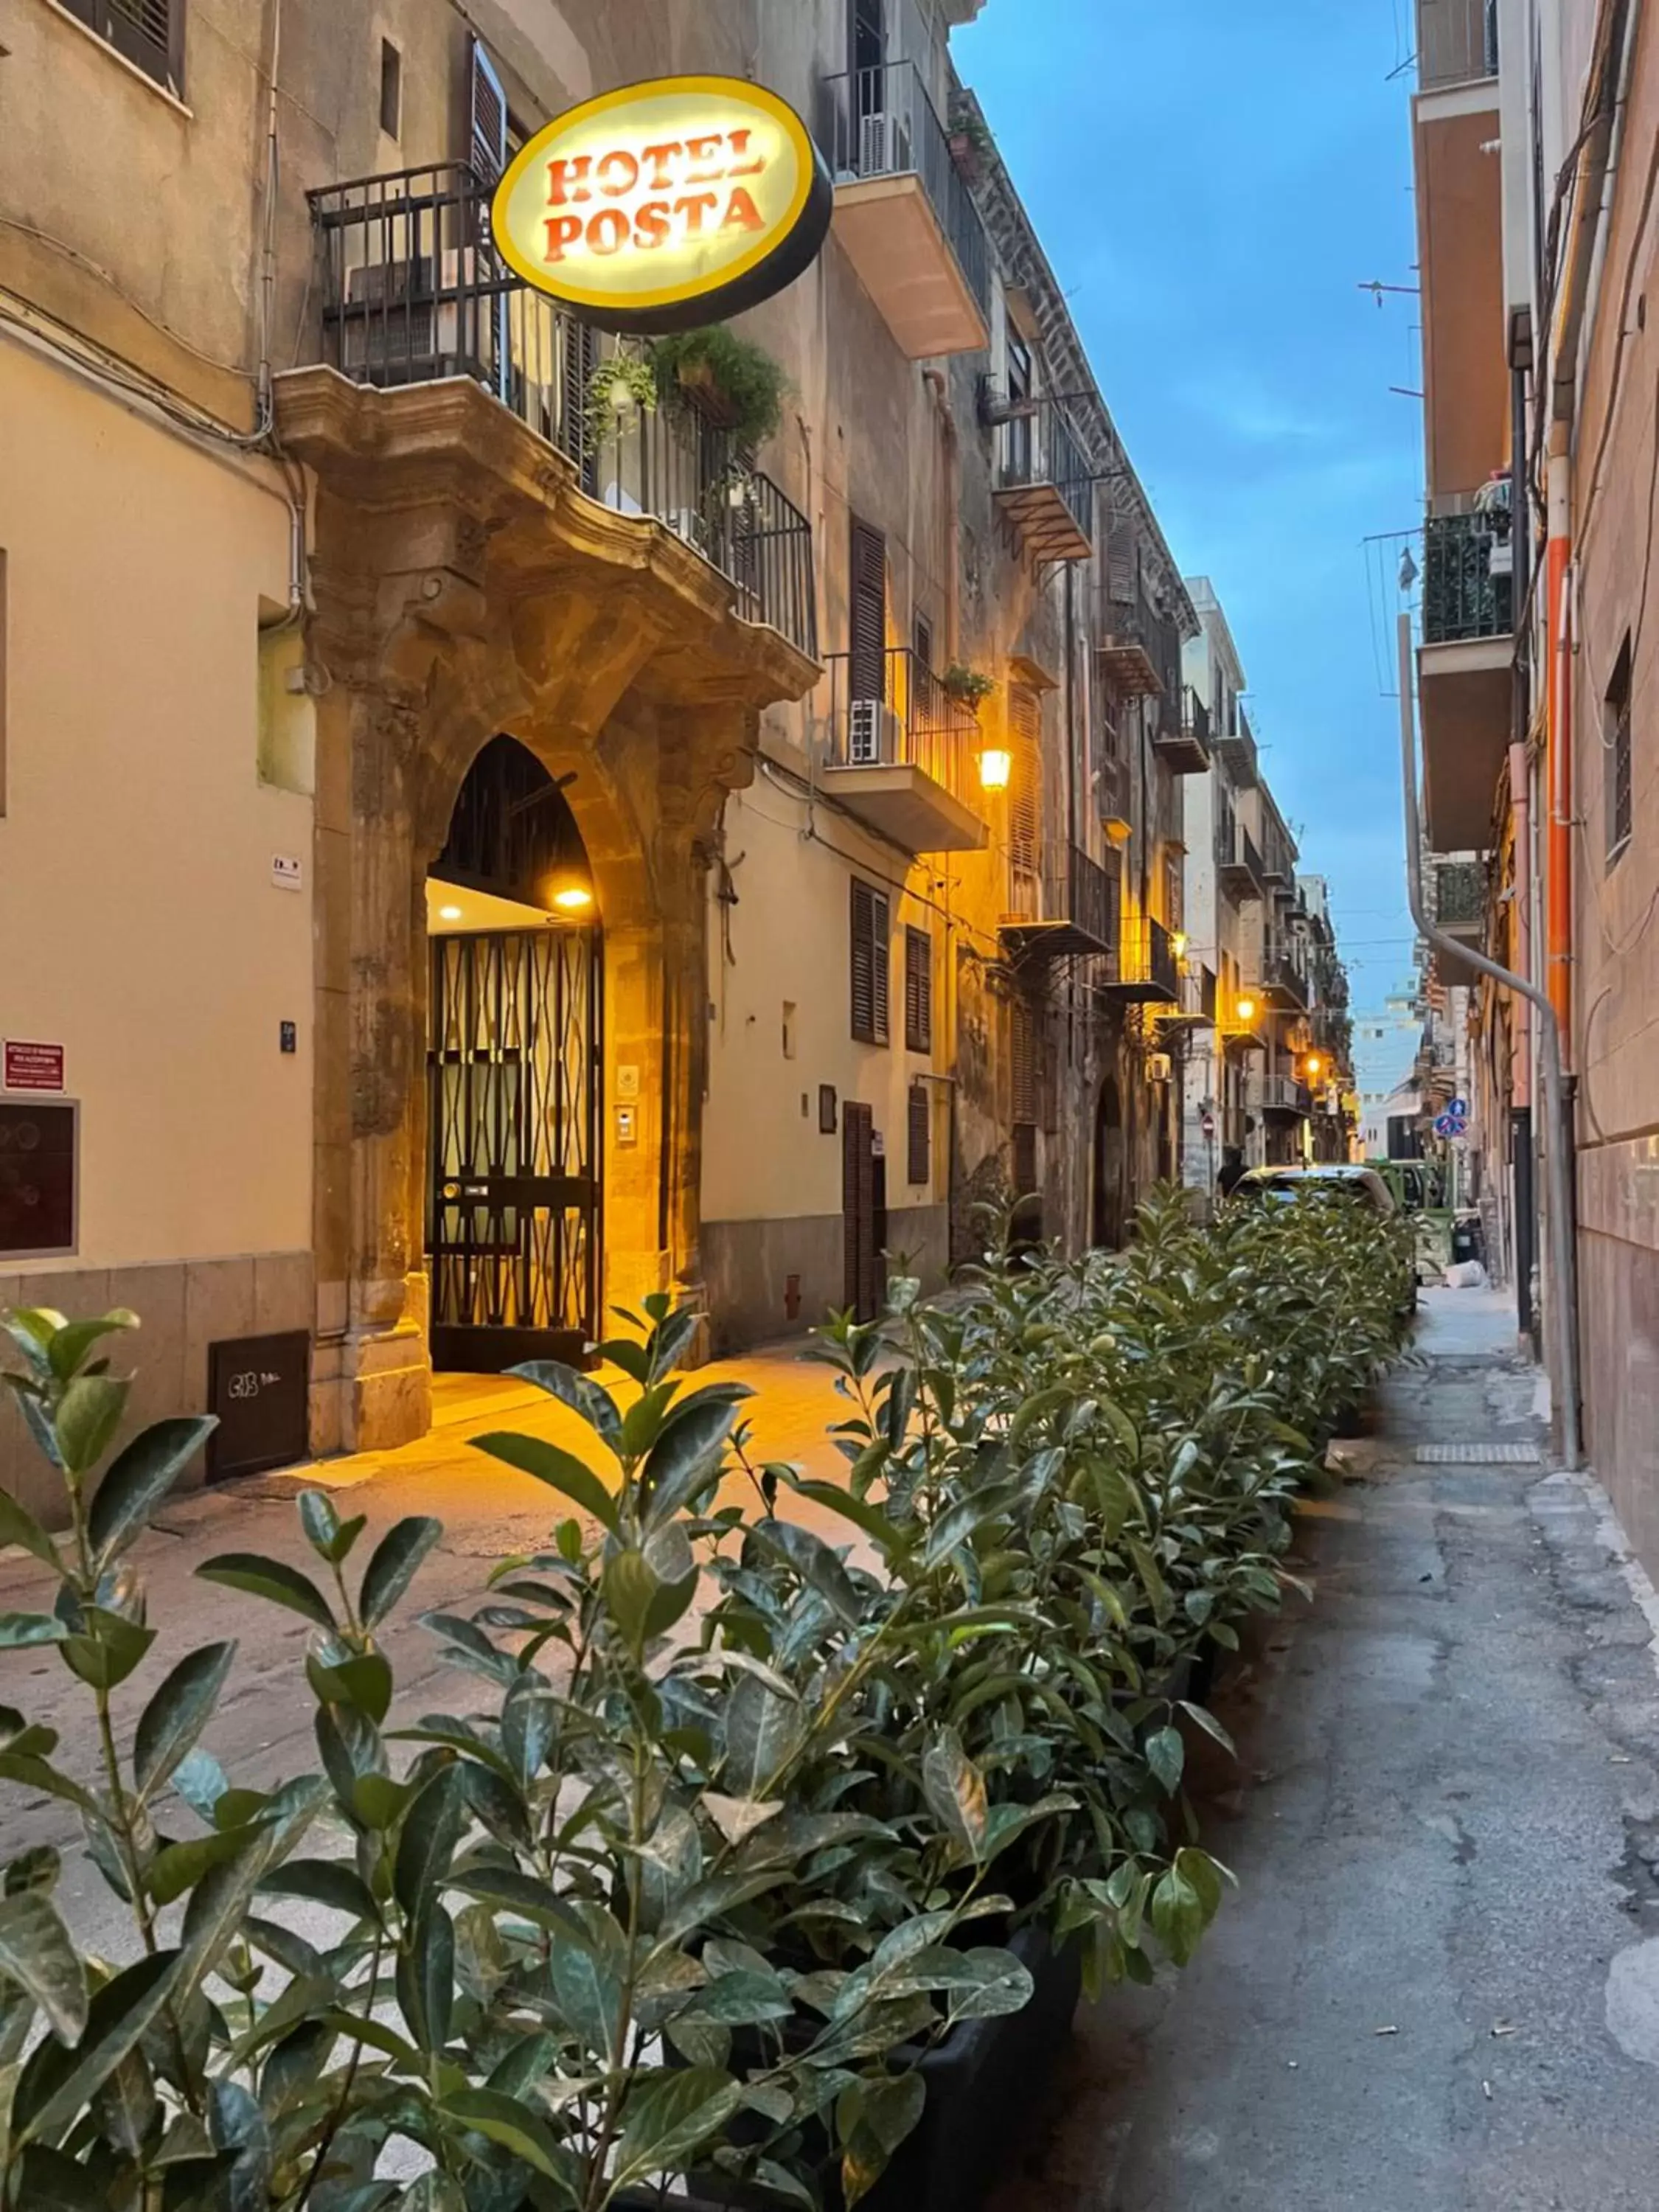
[1146, 1053, 1173, 1084]
[858, 108, 911, 177]
[847, 699, 900, 765]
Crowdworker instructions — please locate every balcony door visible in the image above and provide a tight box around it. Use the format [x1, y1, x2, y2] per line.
[848, 519, 888, 759]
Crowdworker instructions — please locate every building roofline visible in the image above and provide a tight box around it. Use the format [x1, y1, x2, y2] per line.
[1183, 575, 1247, 686]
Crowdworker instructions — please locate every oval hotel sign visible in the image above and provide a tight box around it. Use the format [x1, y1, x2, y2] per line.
[492, 76, 832, 333]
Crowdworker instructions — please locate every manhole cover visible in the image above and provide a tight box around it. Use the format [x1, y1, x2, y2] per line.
[1413, 1442, 1543, 1466]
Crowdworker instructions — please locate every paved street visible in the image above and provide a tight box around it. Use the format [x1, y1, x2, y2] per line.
[998, 1292, 1659, 2211]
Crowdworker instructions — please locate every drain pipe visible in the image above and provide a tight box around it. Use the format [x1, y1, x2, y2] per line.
[1397, 613, 1580, 1468]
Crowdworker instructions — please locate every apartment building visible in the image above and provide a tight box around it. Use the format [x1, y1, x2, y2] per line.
[0, 0, 1217, 1513]
[1407, 0, 1659, 1553]
[1178, 582, 1355, 1189]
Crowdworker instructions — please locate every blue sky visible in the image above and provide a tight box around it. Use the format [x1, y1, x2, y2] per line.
[956, 0, 1425, 1026]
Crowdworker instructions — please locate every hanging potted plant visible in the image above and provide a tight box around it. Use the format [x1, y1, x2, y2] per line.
[647, 325, 790, 448]
[583, 350, 658, 459]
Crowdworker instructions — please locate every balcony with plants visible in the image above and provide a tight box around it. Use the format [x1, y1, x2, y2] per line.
[296, 164, 818, 664]
[820, 647, 990, 854]
[819, 60, 992, 358]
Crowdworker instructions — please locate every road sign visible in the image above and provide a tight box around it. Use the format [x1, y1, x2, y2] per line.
[1434, 1111, 1467, 1140]
[1201, 1112, 1216, 1140]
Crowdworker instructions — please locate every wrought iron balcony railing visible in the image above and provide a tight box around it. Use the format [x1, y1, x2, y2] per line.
[1261, 943, 1311, 1009]
[1002, 842, 1116, 960]
[1422, 507, 1514, 645]
[307, 164, 818, 660]
[1215, 703, 1258, 784]
[1256, 1074, 1312, 1118]
[821, 647, 981, 800]
[1217, 822, 1265, 900]
[1102, 917, 1180, 1004]
[819, 61, 992, 316]
[1417, 0, 1498, 88]
[991, 397, 1093, 554]
[1097, 590, 1178, 700]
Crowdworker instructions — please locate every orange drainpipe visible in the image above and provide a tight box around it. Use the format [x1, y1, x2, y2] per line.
[1545, 448, 1572, 1057]
[1508, 741, 1531, 1108]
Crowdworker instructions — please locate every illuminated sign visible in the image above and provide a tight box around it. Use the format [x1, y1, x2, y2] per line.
[492, 75, 832, 332]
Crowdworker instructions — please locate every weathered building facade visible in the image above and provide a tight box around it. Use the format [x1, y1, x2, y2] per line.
[0, 0, 1328, 1513]
[1407, 0, 1659, 1553]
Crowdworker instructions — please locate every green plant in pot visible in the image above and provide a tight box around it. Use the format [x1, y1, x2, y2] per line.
[647, 328, 789, 449]
[939, 666, 995, 713]
[585, 352, 659, 459]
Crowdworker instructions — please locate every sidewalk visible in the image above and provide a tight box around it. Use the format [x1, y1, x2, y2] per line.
[995, 1288, 1659, 2212]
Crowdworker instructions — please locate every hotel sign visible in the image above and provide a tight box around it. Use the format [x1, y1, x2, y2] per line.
[492, 75, 832, 332]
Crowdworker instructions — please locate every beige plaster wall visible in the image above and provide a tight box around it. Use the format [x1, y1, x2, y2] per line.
[0, 337, 313, 1275]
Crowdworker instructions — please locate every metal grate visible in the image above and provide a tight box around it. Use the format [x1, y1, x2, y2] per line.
[1413, 1443, 1543, 1465]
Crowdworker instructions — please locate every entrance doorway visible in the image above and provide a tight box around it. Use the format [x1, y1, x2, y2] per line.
[1092, 1077, 1124, 1249]
[425, 738, 601, 1372]
[843, 1102, 884, 1321]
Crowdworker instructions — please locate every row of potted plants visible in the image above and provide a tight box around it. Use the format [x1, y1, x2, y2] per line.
[0, 1186, 1411, 2212]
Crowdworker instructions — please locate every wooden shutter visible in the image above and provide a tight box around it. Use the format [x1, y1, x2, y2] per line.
[64, 0, 183, 91]
[1103, 506, 1135, 605]
[908, 1082, 931, 1189]
[1008, 686, 1042, 883]
[558, 320, 598, 488]
[904, 926, 933, 1053]
[468, 37, 509, 181]
[1011, 994, 1040, 1127]
[850, 880, 890, 1045]
[849, 519, 888, 703]
[843, 1102, 878, 1319]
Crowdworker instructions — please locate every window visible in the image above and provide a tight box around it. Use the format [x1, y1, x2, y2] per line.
[849, 518, 888, 709]
[904, 926, 933, 1053]
[782, 1001, 798, 1060]
[850, 880, 890, 1045]
[379, 38, 403, 139]
[60, 0, 184, 94]
[913, 612, 933, 674]
[1008, 684, 1043, 886]
[1607, 633, 1632, 866]
[908, 1082, 931, 1188]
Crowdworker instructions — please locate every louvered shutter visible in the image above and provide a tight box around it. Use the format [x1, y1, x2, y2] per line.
[469, 38, 509, 181]
[904, 927, 933, 1054]
[64, 0, 182, 91]
[907, 1082, 931, 1189]
[850, 880, 890, 1045]
[843, 1102, 878, 1319]
[557, 319, 598, 490]
[1103, 506, 1135, 605]
[849, 520, 888, 705]
[1008, 686, 1042, 886]
[1011, 994, 1040, 1127]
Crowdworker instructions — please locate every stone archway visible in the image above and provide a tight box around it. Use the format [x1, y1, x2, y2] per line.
[281, 369, 818, 1458]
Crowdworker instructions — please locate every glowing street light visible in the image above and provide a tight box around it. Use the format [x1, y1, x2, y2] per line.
[1237, 995, 1257, 1026]
[978, 747, 1012, 792]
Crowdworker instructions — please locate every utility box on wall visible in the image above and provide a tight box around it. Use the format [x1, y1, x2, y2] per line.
[0, 1099, 78, 1259]
[206, 1330, 310, 1481]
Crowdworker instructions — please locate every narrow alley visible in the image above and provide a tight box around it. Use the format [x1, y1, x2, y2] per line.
[998, 1294, 1659, 2211]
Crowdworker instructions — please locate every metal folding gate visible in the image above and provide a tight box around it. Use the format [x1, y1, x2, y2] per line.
[426, 926, 600, 1371]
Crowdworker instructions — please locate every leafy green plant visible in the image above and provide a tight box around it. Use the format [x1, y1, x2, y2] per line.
[939, 665, 995, 709]
[647, 328, 790, 450]
[584, 352, 659, 459]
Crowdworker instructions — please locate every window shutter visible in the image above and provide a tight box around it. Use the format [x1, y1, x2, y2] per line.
[907, 1082, 931, 1189]
[65, 0, 182, 91]
[1011, 994, 1040, 1126]
[468, 36, 509, 182]
[1103, 507, 1135, 604]
[849, 520, 888, 704]
[843, 1101, 878, 1319]
[1009, 686, 1042, 883]
[850, 880, 890, 1045]
[904, 926, 933, 1053]
[557, 320, 598, 488]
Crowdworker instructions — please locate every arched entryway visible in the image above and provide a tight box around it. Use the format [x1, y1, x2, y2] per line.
[1092, 1077, 1125, 1249]
[424, 737, 601, 1371]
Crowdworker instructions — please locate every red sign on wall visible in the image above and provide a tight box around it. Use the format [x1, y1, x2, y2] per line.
[3, 1041, 66, 1092]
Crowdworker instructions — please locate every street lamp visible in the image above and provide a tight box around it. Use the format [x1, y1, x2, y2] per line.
[977, 747, 1012, 792]
[1237, 995, 1257, 1025]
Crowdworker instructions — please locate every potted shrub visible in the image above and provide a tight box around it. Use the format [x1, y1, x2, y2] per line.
[584, 350, 658, 457]
[946, 109, 992, 185]
[939, 664, 996, 714]
[648, 327, 790, 448]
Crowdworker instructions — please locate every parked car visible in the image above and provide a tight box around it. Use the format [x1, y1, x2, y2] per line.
[1234, 1164, 1399, 1214]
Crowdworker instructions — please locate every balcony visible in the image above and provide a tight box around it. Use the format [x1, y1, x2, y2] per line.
[1259, 833, 1295, 890]
[1260, 944, 1311, 1012]
[821, 62, 991, 359]
[1436, 857, 1487, 940]
[1001, 844, 1116, 961]
[1417, 0, 1498, 91]
[1217, 824, 1265, 902]
[1096, 591, 1166, 700]
[990, 396, 1093, 562]
[1419, 506, 1514, 851]
[299, 166, 818, 664]
[1155, 687, 1212, 776]
[1214, 705, 1259, 786]
[1101, 918, 1181, 1006]
[1256, 1074, 1312, 1121]
[820, 648, 987, 854]
[1159, 961, 1217, 1031]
